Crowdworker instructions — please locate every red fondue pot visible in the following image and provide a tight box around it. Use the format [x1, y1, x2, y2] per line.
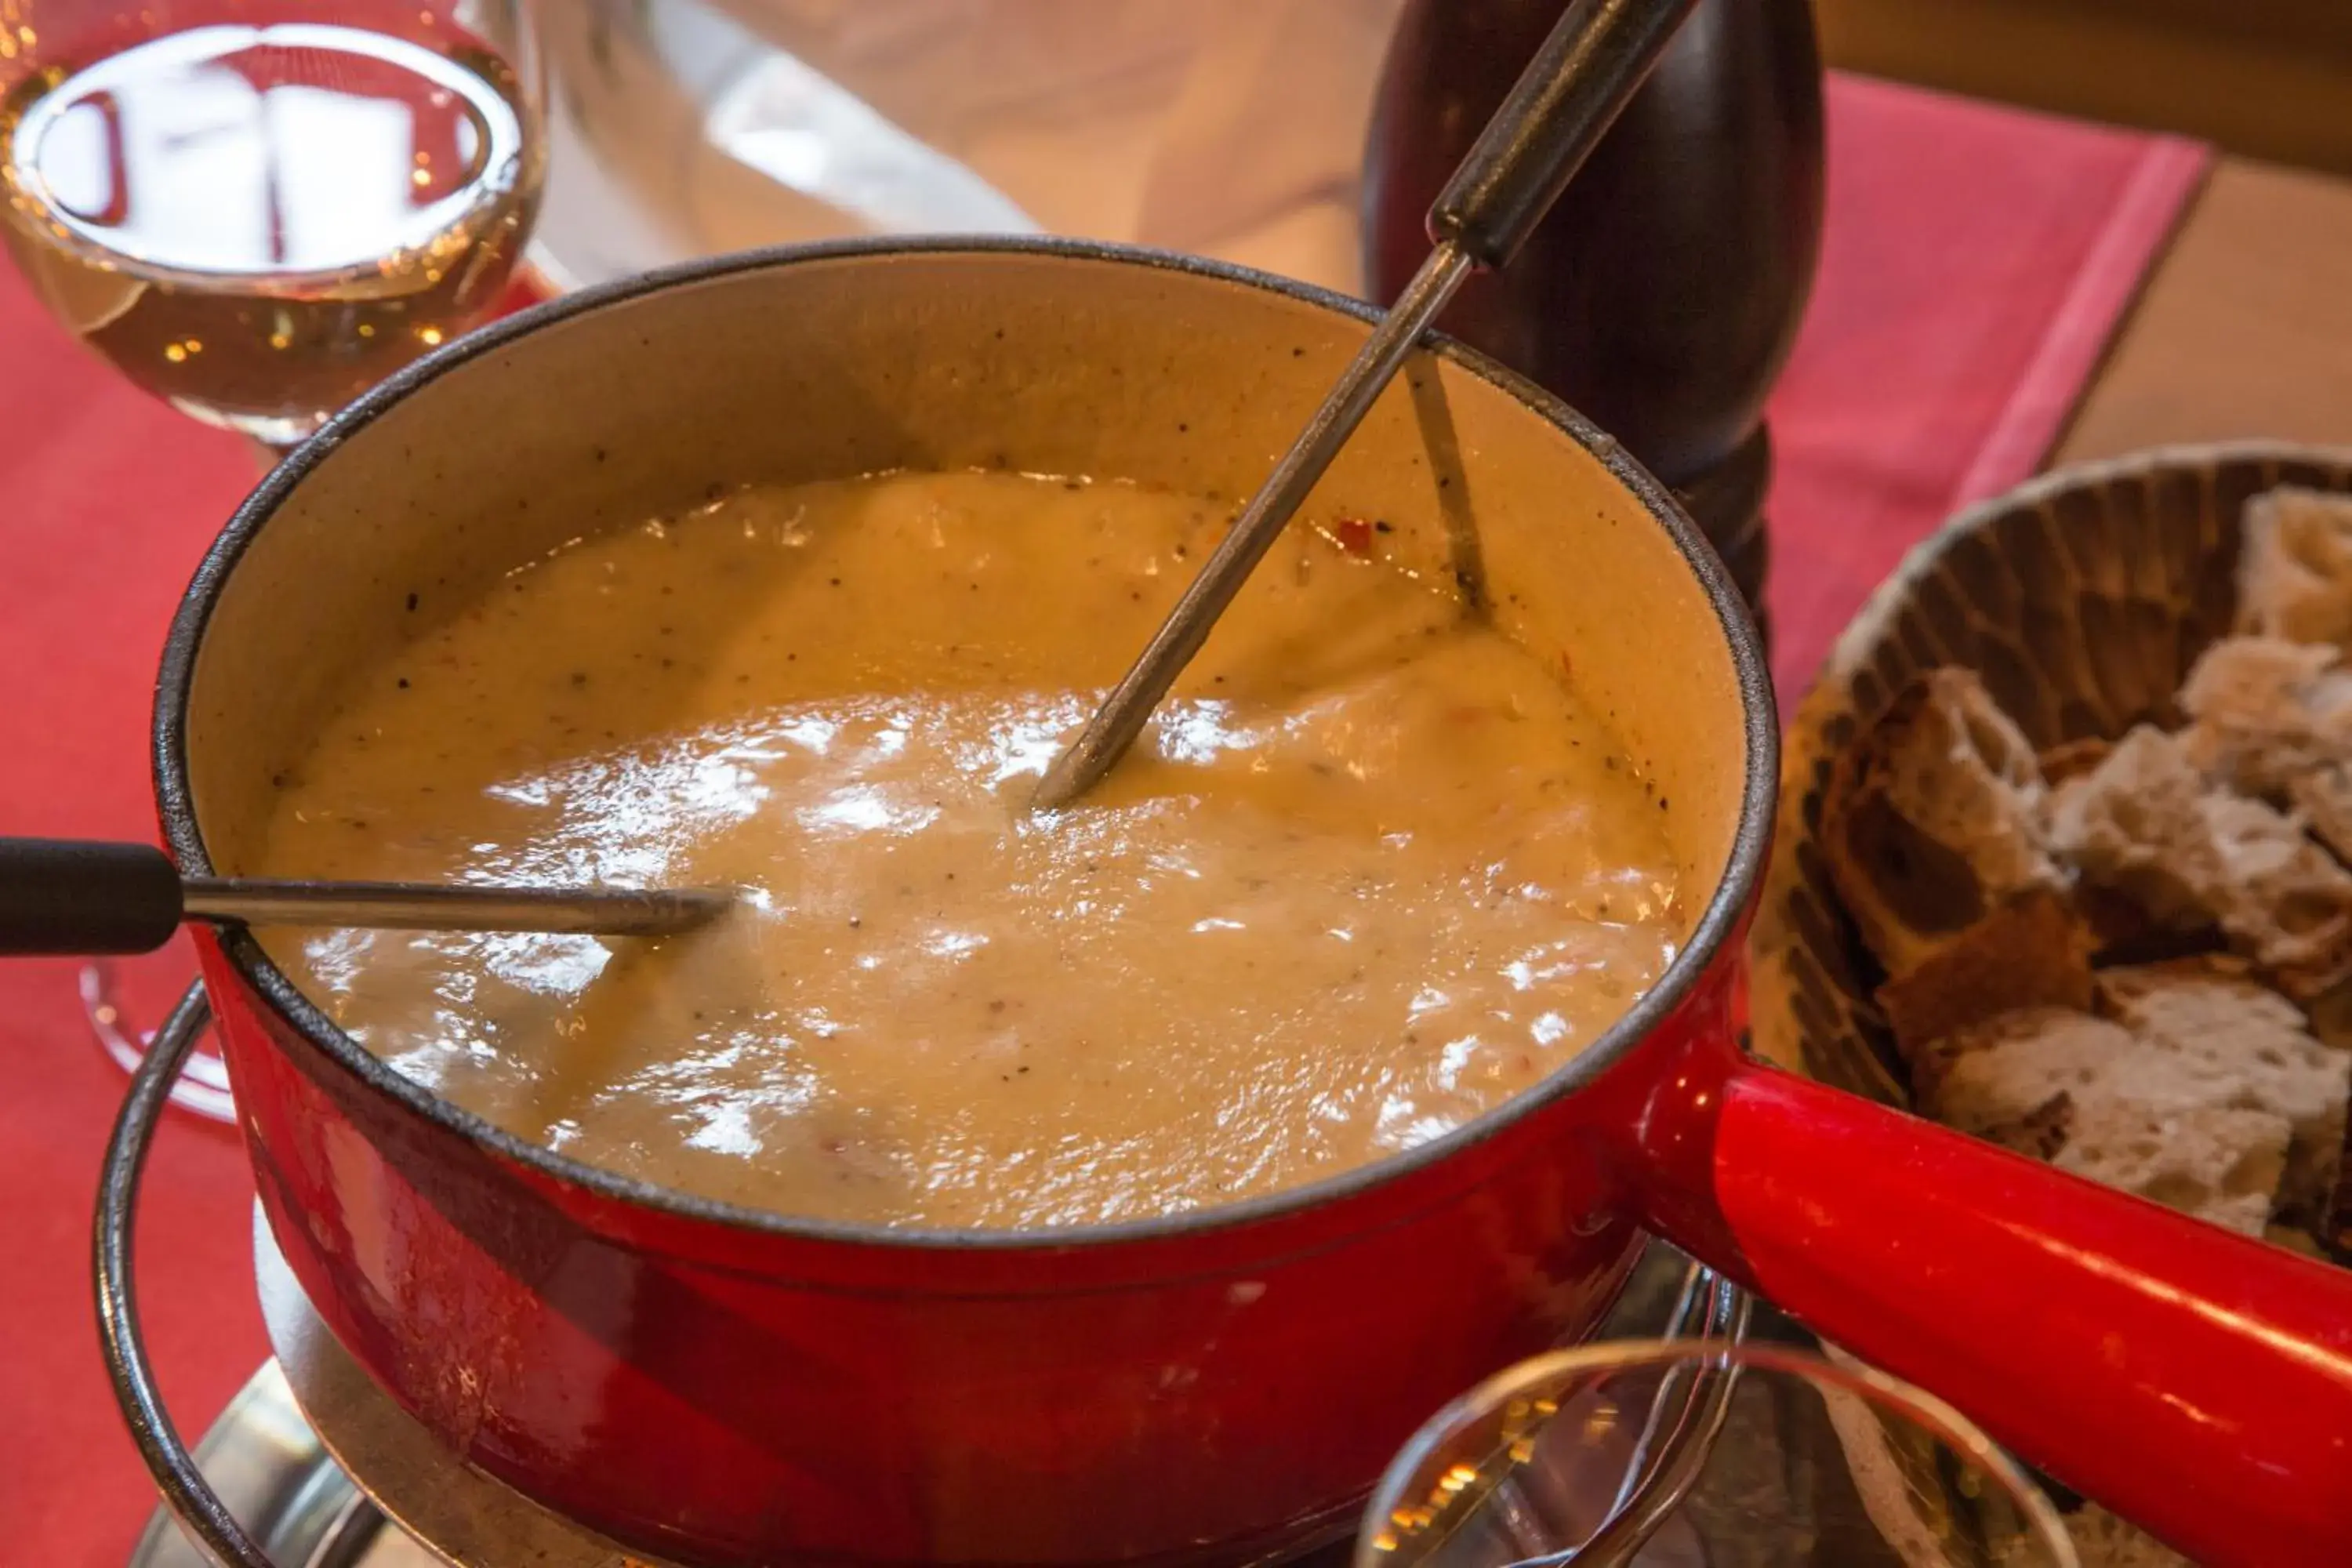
[121, 241, 2352, 1566]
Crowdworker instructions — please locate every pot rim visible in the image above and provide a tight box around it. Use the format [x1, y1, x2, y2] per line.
[153, 234, 1778, 1251]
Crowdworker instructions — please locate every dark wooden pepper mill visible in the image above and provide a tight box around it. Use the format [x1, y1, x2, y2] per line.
[1362, 0, 1826, 645]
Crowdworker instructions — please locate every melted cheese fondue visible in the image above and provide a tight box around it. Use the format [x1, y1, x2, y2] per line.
[258, 470, 1680, 1228]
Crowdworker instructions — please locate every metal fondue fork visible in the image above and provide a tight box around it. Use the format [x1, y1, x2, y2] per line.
[0, 837, 731, 955]
[1031, 0, 1698, 811]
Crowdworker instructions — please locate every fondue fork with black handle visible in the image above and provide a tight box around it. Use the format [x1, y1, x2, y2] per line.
[1033, 0, 1700, 808]
[0, 837, 732, 953]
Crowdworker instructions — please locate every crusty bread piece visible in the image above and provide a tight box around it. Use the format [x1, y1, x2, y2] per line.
[2202, 790, 2352, 999]
[1922, 1004, 2296, 1236]
[2177, 634, 2352, 796]
[1820, 670, 2064, 978]
[1919, 1007, 2136, 1129]
[2066, 1505, 2196, 1568]
[2042, 726, 2230, 932]
[2043, 724, 2352, 998]
[2238, 486, 2352, 649]
[2054, 1101, 2288, 1239]
[2094, 960, 2350, 1218]
[1875, 886, 2092, 1061]
[2038, 726, 2227, 962]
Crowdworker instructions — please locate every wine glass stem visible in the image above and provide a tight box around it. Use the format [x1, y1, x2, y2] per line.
[81, 960, 236, 1123]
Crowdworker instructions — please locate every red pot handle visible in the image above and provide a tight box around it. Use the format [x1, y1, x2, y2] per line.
[1635, 1058, 2352, 1567]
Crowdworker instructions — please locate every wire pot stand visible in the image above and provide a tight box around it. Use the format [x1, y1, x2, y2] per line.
[98, 985, 1752, 1568]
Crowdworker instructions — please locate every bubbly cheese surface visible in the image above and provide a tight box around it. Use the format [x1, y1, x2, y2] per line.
[259, 470, 1679, 1227]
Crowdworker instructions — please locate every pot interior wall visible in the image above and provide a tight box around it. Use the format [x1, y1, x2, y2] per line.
[181, 246, 1750, 963]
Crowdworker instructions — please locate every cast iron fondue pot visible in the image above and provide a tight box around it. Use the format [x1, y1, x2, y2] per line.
[129, 241, 2352, 1567]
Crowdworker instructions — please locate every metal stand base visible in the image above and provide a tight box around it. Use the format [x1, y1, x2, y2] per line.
[129, 1210, 680, 1568]
[126, 1360, 436, 1568]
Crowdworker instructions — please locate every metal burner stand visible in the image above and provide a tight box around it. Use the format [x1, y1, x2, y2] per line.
[127, 1210, 670, 1568]
[104, 989, 1749, 1568]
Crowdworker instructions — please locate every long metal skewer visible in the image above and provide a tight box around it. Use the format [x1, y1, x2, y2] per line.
[179, 876, 731, 937]
[1031, 0, 1697, 811]
[0, 837, 732, 956]
[1030, 243, 1475, 809]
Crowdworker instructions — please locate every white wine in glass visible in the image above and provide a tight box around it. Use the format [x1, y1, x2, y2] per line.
[1, 2, 544, 448]
[0, 2, 544, 1120]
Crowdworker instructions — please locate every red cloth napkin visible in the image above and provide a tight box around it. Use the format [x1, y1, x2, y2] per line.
[1765, 75, 2209, 697]
[0, 74, 2208, 1563]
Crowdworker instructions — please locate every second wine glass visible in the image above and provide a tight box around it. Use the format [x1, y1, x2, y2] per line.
[1361, 1339, 2079, 1568]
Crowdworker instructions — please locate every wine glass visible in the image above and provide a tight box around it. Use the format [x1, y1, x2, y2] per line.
[1361, 1339, 2079, 1568]
[2, 0, 546, 1117]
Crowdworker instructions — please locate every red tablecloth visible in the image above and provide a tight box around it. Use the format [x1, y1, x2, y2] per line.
[0, 74, 2207, 1564]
